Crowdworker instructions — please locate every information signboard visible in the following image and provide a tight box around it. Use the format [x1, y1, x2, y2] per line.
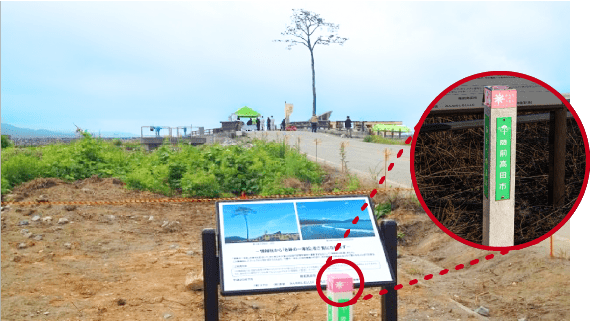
[216, 196, 395, 295]
[433, 75, 563, 111]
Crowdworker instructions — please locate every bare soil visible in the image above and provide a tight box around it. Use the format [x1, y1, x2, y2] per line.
[2, 177, 569, 320]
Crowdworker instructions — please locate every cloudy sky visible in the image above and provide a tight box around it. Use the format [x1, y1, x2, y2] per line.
[2, 1, 570, 135]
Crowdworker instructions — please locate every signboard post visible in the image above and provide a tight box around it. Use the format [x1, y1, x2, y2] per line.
[483, 86, 517, 246]
[202, 196, 398, 321]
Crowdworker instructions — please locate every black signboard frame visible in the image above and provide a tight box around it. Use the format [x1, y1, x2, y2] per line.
[202, 195, 398, 320]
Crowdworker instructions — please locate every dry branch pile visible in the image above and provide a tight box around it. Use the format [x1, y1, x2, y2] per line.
[414, 113, 586, 245]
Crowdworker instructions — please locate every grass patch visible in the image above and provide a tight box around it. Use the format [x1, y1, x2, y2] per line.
[363, 134, 409, 145]
[1, 133, 325, 197]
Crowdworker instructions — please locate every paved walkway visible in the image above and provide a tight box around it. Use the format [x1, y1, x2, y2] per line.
[252, 130, 413, 189]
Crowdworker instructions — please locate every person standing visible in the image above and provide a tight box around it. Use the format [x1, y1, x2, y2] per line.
[267, 116, 271, 131]
[281, 119, 286, 131]
[256, 117, 261, 131]
[270, 116, 275, 131]
[345, 116, 352, 138]
[310, 114, 318, 133]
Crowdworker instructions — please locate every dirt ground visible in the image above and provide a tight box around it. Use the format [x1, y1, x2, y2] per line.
[1, 177, 569, 320]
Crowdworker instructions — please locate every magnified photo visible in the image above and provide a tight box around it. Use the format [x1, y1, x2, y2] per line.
[412, 72, 588, 248]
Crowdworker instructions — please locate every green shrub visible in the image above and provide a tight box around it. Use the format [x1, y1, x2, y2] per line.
[1, 135, 325, 197]
[363, 134, 409, 145]
[181, 170, 221, 198]
[374, 203, 391, 220]
[1, 135, 13, 149]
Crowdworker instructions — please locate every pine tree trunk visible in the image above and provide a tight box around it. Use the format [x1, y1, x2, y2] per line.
[310, 49, 317, 116]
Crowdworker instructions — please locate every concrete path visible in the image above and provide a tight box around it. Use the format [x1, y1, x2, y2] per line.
[251, 130, 413, 189]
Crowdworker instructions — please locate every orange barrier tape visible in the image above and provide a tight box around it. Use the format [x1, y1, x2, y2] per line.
[1, 189, 389, 207]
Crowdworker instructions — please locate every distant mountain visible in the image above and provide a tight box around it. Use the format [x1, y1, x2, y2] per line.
[1, 124, 137, 138]
[299, 218, 371, 225]
[225, 236, 247, 243]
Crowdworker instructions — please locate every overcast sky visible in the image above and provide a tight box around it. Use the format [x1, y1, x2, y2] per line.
[1, 1, 570, 135]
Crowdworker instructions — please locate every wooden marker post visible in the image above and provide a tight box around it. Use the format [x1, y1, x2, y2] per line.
[384, 149, 392, 191]
[314, 138, 322, 162]
[483, 86, 517, 246]
[326, 273, 354, 321]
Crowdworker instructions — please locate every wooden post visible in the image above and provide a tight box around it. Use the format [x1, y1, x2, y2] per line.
[384, 149, 392, 191]
[483, 86, 517, 247]
[326, 274, 354, 320]
[314, 138, 322, 162]
[548, 105, 567, 207]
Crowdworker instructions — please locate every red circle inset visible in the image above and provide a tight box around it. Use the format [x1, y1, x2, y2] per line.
[410, 71, 589, 251]
[315, 258, 365, 307]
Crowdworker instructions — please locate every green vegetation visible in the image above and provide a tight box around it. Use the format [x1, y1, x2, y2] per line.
[1, 132, 325, 197]
[363, 134, 409, 145]
[374, 202, 391, 220]
[1, 135, 13, 149]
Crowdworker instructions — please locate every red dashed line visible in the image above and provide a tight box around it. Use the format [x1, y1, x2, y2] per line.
[327, 135, 509, 301]
[370, 189, 378, 198]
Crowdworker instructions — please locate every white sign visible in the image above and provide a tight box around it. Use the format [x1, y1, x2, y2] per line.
[433, 76, 565, 110]
[216, 197, 394, 295]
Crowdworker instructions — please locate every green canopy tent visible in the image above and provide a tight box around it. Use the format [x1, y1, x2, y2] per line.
[234, 106, 261, 119]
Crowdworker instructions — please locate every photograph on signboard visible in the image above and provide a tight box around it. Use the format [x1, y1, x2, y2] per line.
[222, 202, 300, 243]
[216, 196, 395, 295]
[296, 199, 375, 240]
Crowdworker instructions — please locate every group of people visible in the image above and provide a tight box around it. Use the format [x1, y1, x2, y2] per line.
[309, 115, 353, 137]
[239, 115, 288, 131]
[238, 114, 353, 135]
